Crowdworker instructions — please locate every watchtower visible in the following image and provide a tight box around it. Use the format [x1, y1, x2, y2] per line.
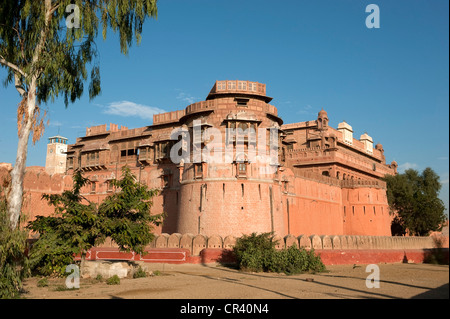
[45, 135, 68, 174]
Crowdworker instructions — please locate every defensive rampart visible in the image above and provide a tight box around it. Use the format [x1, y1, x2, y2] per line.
[81, 233, 449, 266]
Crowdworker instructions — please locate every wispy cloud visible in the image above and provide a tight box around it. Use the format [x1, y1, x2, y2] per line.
[103, 101, 166, 121]
[438, 156, 449, 161]
[49, 120, 63, 127]
[296, 104, 315, 115]
[176, 90, 196, 105]
[398, 162, 419, 172]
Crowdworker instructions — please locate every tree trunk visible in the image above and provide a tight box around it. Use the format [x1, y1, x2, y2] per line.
[7, 87, 36, 230]
[5, 1, 51, 230]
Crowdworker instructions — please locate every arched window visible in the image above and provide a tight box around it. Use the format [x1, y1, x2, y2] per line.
[239, 122, 248, 131]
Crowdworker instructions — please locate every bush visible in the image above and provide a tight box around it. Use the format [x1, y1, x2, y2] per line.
[36, 277, 48, 287]
[0, 199, 30, 299]
[133, 266, 147, 278]
[233, 233, 275, 272]
[106, 275, 120, 285]
[269, 246, 325, 275]
[27, 232, 77, 277]
[233, 232, 325, 275]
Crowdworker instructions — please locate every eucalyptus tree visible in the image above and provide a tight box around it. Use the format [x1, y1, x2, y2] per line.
[0, 0, 158, 229]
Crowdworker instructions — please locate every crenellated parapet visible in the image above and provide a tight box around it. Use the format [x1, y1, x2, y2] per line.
[98, 233, 447, 256]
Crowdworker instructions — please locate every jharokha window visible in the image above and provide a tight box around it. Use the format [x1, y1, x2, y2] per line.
[195, 163, 203, 178]
[67, 156, 74, 169]
[155, 141, 173, 160]
[107, 180, 114, 192]
[238, 162, 247, 176]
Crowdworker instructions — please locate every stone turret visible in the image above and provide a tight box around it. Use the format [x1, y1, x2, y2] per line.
[45, 135, 68, 175]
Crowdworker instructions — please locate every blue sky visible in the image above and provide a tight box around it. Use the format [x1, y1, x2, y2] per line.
[0, 0, 448, 212]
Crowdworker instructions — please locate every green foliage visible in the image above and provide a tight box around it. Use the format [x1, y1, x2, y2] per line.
[36, 277, 48, 288]
[98, 167, 163, 255]
[27, 167, 163, 276]
[233, 233, 276, 272]
[269, 246, 325, 275]
[233, 233, 326, 274]
[133, 266, 147, 278]
[0, 191, 30, 299]
[152, 270, 161, 276]
[384, 167, 447, 236]
[0, 0, 158, 105]
[27, 170, 98, 276]
[106, 274, 120, 285]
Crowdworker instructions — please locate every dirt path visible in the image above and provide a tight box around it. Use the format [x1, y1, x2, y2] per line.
[22, 263, 449, 299]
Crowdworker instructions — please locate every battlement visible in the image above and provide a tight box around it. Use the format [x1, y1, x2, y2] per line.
[79, 233, 448, 267]
[153, 110, 186, 125]
[212, 80, 266, 95]
[85, 123, 128, 137]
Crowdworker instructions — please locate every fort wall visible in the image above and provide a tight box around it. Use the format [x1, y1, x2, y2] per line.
[79, 232, 449, 266]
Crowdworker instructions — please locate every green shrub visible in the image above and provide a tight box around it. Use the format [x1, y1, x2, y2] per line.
[269, 246, 325, 275]
[0, 200, 30, 299]
[27, 231, 77, 277]
[36, 277, 48, 287]
[233, 232, 326, 274]
[106, 275, 120, 285]
[233, 233, 276, 272]
[133, 266, 147, 278]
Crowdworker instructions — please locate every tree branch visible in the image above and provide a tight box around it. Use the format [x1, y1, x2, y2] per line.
[14, 72, 26, 97]
[0, 56, 28, 78]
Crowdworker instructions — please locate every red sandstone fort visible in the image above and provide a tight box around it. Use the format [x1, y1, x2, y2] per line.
[1, 80, 400, 238]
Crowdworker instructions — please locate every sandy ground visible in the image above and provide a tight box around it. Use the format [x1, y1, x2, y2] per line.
[21, 263, 448, 299]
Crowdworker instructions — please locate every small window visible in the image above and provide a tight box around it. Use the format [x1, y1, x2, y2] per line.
[228, 81, 236, 90]
[195, 163, 203, 178]
[121, 150, 127, 157]
[67, 157, 74, 168]
[235, 98, 249, 107]
[238, 163, 246, 175]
